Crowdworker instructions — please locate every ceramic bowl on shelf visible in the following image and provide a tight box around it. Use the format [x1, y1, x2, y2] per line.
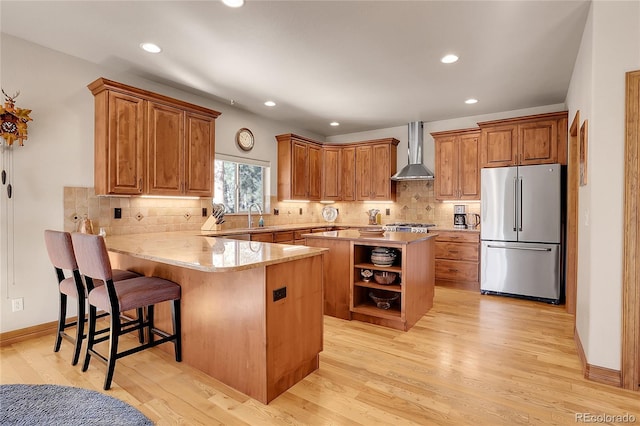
[373, 271, 397, 285]
[369, 291, 400, 310]
[370, 247, 396, 266]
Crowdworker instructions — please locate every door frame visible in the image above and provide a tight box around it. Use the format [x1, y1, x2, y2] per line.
[622, 69, 640, 391]
[566, 111, 580, 315]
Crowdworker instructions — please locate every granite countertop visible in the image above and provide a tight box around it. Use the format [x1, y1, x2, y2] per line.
[199, 222, 381, 237]
[303, 229, 438, 243]
[105, 231, 327, 273]
[428, 226, 480, 233]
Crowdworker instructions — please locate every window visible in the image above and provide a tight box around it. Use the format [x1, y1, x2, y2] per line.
[214, 155, 270, 214]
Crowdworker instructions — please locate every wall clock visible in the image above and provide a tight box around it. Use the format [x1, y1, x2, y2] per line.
[236, 127, 254, 151]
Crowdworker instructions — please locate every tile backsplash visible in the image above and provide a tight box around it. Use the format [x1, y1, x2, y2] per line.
[64, 181, 480, 235]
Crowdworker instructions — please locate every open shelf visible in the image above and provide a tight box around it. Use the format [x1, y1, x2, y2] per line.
[354, 263, 402, 273]
[354, 280, 401, 292]
[352, 302, 401, 320]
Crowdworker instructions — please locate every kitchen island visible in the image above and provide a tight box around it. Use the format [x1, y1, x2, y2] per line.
[304, 230, 436, 331]
[104, 232, 327, 404]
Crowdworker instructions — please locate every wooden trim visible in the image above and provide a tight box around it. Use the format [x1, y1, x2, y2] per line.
[87, 77, 221, 118]
[0, 321, 58, 347]
[622, 69, 640, 391]
[477, 111, 569, 127]
[574, 327, 622, 387]
[566, 111, 580, 315]
[276, 133, 400, 148]
[429, 127, 481, 138]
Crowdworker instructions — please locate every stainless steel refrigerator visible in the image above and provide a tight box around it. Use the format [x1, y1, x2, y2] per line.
[480, 164, 563, 304]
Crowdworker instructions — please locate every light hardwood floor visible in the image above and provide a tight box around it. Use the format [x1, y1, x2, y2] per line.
[2, 287, 638, 425]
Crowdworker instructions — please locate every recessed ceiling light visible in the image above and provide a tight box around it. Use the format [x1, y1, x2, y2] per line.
[330, 122, 340, 127]
[465, 98, 478, 104]
[140, 43, 162, 53]
[264, 101, 276, 107]
[441, 54, 459, 64]
[222, 0, 244, 7]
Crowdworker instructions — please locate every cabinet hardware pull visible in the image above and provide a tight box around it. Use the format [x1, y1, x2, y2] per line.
[138, 178, 143, 192]
[448, 268, 459, 272]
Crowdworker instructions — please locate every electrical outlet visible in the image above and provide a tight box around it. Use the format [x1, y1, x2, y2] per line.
[274, 208, 279, 216]
[114, 208, 122, 219]
[273, 287, 287, 302]
[299, 208, 303, 215]
[202, 207, 208, 217]
[386, 208, 390, 215]
[11, 298, 23, 312]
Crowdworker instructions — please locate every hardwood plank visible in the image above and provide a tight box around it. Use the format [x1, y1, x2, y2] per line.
[2, 287, 639, 425]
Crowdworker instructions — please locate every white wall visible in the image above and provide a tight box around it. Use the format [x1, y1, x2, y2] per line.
[0, 34, 321, 332]
[565, 0, 640, 370]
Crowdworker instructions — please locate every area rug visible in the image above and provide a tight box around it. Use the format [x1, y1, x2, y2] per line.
[0, 384, 154, 425]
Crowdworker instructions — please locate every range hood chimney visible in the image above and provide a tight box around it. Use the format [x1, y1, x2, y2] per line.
[391, 121, 435, 181]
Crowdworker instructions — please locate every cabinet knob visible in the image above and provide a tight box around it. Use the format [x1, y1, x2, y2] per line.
[448, 268, 459, 273]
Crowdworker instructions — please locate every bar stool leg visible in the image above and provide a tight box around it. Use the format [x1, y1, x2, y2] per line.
[172, 300, 182, 362]
[71, 296, 86, 366]
[104, 312, 121, 390]
[54, 292, 67, 353]
[82, 305, 97, 372]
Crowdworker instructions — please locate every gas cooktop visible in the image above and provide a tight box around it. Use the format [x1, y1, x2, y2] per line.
[382, 223, 436, 233]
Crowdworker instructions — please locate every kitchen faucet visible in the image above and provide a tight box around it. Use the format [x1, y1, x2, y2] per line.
[248, 203, 263, 228]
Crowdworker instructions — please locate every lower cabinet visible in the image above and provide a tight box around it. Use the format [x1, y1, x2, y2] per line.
[434, 231, 480, 290]
[250, 232, 273, 243]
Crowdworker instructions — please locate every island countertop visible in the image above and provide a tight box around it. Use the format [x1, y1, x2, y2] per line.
[104, 231, 327, 273]
[303, 229, 438, 243]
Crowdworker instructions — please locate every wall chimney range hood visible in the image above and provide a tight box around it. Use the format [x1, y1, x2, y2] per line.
[391, 121, 435, 181]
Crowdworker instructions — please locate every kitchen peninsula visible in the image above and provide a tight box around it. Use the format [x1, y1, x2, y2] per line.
[304, 230, 436, 331]
[104, 232, 327, 404]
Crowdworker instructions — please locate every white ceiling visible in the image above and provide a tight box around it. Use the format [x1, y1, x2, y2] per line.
[1, 0, 590, 136]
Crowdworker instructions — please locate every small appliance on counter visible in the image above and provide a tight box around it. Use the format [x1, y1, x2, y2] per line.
[453, 205, 467, 229]
[466, 213, 480, 230]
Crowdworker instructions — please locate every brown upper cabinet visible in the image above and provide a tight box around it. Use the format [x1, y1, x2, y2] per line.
[277, 134, 323, 201]
[432, 129, 480, 201]
[88, 78, 220, 196]
[355, 139, 398, 201]
[478, 111, 568, 168]
[276, 135, 397, 202]
[320, 145, 356, 201]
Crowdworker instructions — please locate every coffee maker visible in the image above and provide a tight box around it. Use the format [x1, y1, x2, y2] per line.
[453, 205, 467, 229]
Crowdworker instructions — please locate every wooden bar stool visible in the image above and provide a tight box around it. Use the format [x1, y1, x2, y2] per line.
[70, 232, 182, 390]
[43, 230, 140, 366]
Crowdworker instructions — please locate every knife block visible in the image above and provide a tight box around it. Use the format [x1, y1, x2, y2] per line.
[201, 215, 226, 231]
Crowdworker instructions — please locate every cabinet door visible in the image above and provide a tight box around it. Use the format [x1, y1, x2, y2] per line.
[355, 146, 372, 200]
[308, 144, 322, 201]
[434, 136, 458, 200]
[184, 112, 215, 196]
[458, 133, 480, 199]
[322, 147, 341, 200]
[292, 141, 308, 199]
[518, 119, 558, 165]
[147, 101, 184, 195]
[370, 144, 393, 200]
[106, 92, 145, 194]
[341, 147, 356, 201]
[480, 125, 517, 168]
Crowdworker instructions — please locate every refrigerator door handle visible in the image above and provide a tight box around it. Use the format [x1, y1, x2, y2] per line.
[519, 177, 523, 232]
[486, 244, 552, 252]
[513, 176, 518, 232]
